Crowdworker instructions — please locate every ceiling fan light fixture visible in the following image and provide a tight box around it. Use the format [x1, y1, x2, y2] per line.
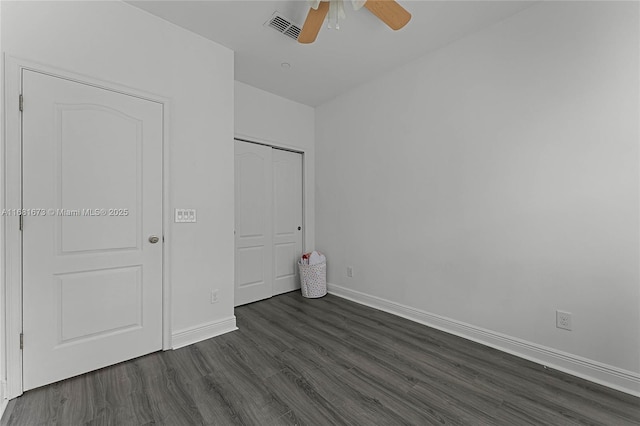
[309, 0, 365, 31]
[327, 0, 346, 30]
[299, 0, 411, 44]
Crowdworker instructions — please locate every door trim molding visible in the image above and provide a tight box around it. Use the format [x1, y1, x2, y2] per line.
[2, 55, 172, 399]
[234, 135, 303, 154]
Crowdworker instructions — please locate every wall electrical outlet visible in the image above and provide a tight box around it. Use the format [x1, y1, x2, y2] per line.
[211, 289, 219, 304]
[556, 310, 572, 331]
[347, 266, 354, 278]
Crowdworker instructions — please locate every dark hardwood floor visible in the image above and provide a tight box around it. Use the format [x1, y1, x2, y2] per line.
[2, 291, 639, 425]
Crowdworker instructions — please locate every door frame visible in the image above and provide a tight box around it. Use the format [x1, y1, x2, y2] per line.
[2, 55, 173, 399]
[233, 136, 307, 295]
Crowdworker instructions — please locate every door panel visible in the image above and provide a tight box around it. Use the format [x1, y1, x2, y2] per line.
[56, 266, 142, 344]
[22, 70, 163, 390]
[274, 242, 297, 279]
[234, 141, 273, 306]
[57, 104, 140, 253]
[272, 149, 303, 295]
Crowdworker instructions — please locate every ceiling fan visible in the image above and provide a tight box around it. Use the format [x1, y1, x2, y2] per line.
[298, 0, 412, 44]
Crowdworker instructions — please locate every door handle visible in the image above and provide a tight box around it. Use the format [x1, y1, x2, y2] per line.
[148, 235, 160, 244]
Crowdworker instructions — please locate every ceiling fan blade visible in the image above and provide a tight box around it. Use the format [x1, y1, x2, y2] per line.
[298, 1, 330, 44]
[364, 0, 411, 31]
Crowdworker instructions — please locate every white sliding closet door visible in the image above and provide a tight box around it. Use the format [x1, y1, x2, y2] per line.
[272, 149, 303, 295]
[234, 141, 273, 306]
[234, 141, 303, 306]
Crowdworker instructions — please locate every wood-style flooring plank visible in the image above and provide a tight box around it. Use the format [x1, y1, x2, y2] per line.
[2, 291, 639, 426]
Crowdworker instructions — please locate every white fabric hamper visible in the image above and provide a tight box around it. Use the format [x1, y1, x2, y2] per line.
[298, 261, 327, 298]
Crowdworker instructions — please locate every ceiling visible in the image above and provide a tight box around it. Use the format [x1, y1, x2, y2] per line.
[128, 1, 536, 106]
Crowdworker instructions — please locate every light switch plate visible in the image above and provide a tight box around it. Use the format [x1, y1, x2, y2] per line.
[175, 208, 197, 223]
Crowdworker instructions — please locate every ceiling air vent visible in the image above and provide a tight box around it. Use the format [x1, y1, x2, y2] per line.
[265, 12, 302, 41]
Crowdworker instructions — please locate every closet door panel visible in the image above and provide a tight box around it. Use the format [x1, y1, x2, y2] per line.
[234, 141, 273, 306]
[272, 149, 303, 295]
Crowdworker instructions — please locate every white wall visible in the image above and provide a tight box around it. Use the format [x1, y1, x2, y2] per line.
[0, 0, 6, 416]
[235, 81, 315, 250]
[316, 1, 639, 394]
[1, 0, 235, 387]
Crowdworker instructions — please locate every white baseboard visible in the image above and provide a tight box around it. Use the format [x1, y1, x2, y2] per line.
[171, 316, 238, 350]
[0, 380, 7, 421]
[327, 283, 640, 397]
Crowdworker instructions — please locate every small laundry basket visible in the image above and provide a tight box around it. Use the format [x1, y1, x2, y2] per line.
[298, 260, 327, 298]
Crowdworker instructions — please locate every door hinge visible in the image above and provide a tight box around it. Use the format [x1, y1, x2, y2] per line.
[19, 215, 23, 231]
[19, 94, 23, 112]
[20, 333, 24, 350]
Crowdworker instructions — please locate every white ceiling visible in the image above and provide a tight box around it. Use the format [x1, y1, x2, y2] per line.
[128, 1, 536, 106]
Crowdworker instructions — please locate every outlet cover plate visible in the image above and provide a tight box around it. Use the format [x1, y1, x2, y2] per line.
[556, 310, 572, 331]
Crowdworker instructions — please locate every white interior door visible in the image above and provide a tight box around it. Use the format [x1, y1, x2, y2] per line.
[22, 70, 163, 390]
[272, 149, 303, 295]
[234, 141, 273, 306]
